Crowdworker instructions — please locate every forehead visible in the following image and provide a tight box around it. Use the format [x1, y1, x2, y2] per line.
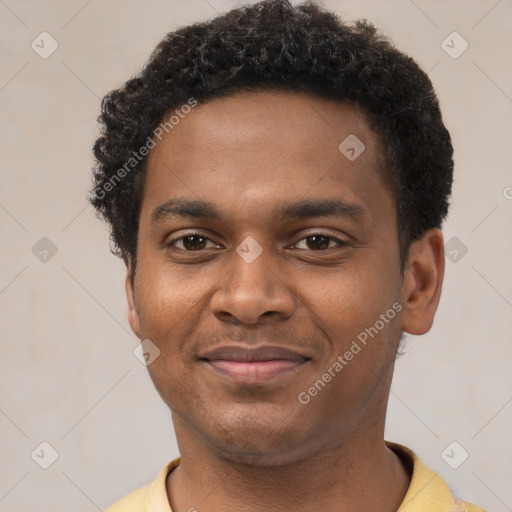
[141, 90, 391, 224]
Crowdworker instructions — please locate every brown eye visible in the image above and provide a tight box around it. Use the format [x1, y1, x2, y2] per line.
[181, 235, 207, 250]
[169, 233, 216, 251]
[294, 234, 347, 251]
[304, 235, 331, 250]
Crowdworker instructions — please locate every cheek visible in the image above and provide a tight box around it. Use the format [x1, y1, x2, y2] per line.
[303, 262, 393, 322]
[136, 261, 199, 327]
[133, 273, 189, 375]
[135, 266, 199, 404]
[301, 259, 401, 365]
[134, 260, 220, 378]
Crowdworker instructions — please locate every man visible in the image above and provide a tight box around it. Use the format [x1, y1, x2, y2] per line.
[90, 1, 486, 510]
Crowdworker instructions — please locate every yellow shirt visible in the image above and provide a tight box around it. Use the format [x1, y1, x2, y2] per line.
[106, 442, 487, 512]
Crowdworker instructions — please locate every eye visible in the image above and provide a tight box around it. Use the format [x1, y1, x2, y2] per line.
[169, 232, 219, 251]
[293, 234, 348, 251]
[167, 231, 348, 252]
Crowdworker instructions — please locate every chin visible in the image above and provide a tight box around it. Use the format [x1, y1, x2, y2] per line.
[214, 441, 311, 467]
[205, 419, 319, 467]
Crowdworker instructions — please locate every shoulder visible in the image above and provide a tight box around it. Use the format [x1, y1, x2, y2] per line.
[386, 442, 488, 512]
[105, 457, 181, 512]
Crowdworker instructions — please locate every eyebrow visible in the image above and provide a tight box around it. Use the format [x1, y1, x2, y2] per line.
[150, 198, 367, 225]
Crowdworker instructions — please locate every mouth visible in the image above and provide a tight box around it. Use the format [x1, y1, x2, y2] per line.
[199, 345, 312, 385]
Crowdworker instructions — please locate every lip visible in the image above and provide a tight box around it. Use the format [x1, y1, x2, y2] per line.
[200, 345, 311, 385]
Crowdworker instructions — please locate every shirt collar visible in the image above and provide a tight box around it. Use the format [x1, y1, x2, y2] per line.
[143, 442, 472, 512]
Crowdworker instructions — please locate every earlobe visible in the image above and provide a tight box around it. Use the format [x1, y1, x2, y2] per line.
[400, 229, 445, 336]
[125, 257, 142, 339]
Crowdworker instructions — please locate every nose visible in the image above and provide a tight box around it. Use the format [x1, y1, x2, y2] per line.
[210, 241, 295, 325]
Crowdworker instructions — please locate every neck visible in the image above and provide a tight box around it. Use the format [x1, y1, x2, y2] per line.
[167, 421, 410, 512]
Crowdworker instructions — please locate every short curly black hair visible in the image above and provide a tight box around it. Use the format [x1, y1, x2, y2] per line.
[90, 0, 453, 274]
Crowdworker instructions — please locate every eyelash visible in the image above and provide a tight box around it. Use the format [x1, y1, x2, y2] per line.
[167, 230, 349, 251]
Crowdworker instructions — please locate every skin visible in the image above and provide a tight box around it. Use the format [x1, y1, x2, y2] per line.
[125, 90, 445, 512]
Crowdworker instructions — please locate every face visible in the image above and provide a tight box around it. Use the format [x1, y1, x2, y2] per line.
[126, 90, 442, 465]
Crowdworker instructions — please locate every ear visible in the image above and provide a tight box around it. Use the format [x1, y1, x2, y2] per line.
[400, 228, 445, 335]
[125, 256, 142, 339]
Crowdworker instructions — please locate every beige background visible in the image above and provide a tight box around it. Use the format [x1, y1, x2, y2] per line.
[1, 0, 511, 510]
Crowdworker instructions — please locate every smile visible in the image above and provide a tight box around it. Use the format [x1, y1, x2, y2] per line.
[199, 345, 311, 385]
